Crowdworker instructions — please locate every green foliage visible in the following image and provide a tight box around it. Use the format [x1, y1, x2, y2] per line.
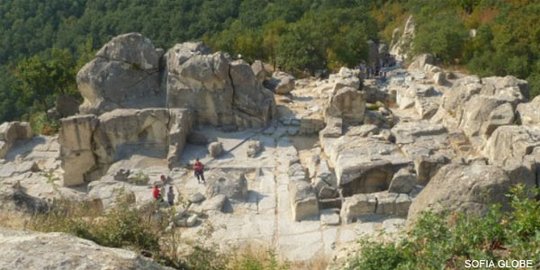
[414, 12, 468, 64]
[1, 0, 540, 125]
[347, 184, 540, 269]
[28, 111, 60, 135]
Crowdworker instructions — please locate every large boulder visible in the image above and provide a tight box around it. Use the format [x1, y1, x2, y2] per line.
[93, 109, 171, 166]
[407, 163, 521, 223]
[0, 229, 172, 270]
[288, 180, 319, 221]
[0, 122, 32, 158]
[390, 15, 415, 62]
[77, 33, 164, 114]
[59, 115, 98, 186]
[165, 43, 234, 126]
[340, 193, 377, 223]
[388, 168, 416, 194]
[483, 125, 540, 167]
[267, 71, 295, 95]
[165, 42, 275, 128]
[206, 170, 249, 201]
[60, 109, 192, 184]
[517, 96, 540, 126]
[325, 86, 365, 125]
[321, 136, 409, 195]
[230, 60, 275, 128]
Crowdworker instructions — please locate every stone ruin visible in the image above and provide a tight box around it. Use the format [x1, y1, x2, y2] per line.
[61, 33, 276, 186]
[1, 29, 540, 265]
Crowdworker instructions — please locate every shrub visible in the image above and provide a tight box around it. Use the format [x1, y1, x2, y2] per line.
[347, 184, 540, 269]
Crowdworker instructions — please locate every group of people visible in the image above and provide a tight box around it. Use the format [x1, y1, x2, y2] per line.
[152, 158, 206, 205]
[152, 175, 175, 206]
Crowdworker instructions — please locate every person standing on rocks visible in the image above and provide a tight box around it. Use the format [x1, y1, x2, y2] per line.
[193, 158, 205, 184]
[152, 184, 161, 201]
[167, 186, 175, 206]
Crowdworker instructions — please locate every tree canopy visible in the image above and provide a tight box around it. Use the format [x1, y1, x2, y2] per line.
[0, 0, 539, 127]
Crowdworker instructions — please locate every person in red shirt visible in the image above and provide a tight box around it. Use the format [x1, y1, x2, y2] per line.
[193, 158, 205, 184]
[152, 184, 161, 201]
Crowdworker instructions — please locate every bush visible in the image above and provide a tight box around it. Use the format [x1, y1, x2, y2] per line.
[347, 184, 540, 269]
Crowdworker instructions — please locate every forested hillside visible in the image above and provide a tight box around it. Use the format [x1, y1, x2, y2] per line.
[0, 0, 539, 128]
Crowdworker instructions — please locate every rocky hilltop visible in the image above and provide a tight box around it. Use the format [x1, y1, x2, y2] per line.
[0, 31, 539, 268]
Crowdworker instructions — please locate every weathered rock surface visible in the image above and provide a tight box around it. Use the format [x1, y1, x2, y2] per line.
[321, 136, 409, 195]
[59, 115, 98, 186]
[325, 87, 365, 126]
[517, 96, 540, 126]
[268, 71, 295, 95]
[483, 125, 540, 167]
[340, 193, 377, 223]
[0, 228, 171, 270]
[289, 180, 319, 221]
[60, 109, 192, 185]
[78, 33, 164, 114]
[388, 168, 416, 194]
[206, 170, 249, 201]
[408, 164, 521, 223]
[0, 122, 32, 158]
[165, 42, 274, 128]
[208, 141, 224, 158]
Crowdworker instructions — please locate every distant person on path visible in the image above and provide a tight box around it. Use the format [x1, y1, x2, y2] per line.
[193, 158, 205, 184]
[152, 184, 161, 201]
[167, 186, 175, 206]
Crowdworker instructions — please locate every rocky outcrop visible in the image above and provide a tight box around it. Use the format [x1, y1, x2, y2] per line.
[321, 135, 409, 196]
[0, 228, 171, 270]
[517, 96, 540, 126]
[59, 115, 98, 186]
[289, 180, 319, 221]
[483, 125, 540, 167]
[437, 75, 528, 146]
[388, 168, 416, 194]
[0, 122, 32, 159]
[60, 109, 192, 186]
[165, 42, 275, 128]
[325, 86, 366, 126]
[77, 33, 164, 114]
[390, 15, 415, 62]
[407, 163, 523, 223]
[266, 71, 295, 95]
[206, 169, 249, 201]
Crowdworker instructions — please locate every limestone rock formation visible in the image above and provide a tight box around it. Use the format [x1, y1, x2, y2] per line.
[165, 42, 274, 128]
[340, 193, 376, 223]
[268, 71, 295, 95]
[325, 86, 366, 125]
[388, 168, 416, 194]
[407, 164, 520, 223]
[390, 15, 415, 61]
[206, 169, 249, 201]
[483, 125, 540, 168]
[517, 96, 540, 126]
[59, 115, 98, 186]
[0, 122, 32, 159]
[289, 180, 319, 221]
[321, 136, 408, 195]
[208, 141, 224, 158]
[0, 228, 172, 270]
[77, 33, 164, 114]
[60, 109, 192, 186]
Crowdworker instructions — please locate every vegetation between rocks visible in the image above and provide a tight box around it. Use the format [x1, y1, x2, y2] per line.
[346, 184, 540, 270]
[28, 196, 291, 270]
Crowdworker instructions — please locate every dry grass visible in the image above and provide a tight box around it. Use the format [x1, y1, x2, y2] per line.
[289, 254, 329, 270]
[0, 210, 30, 230]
